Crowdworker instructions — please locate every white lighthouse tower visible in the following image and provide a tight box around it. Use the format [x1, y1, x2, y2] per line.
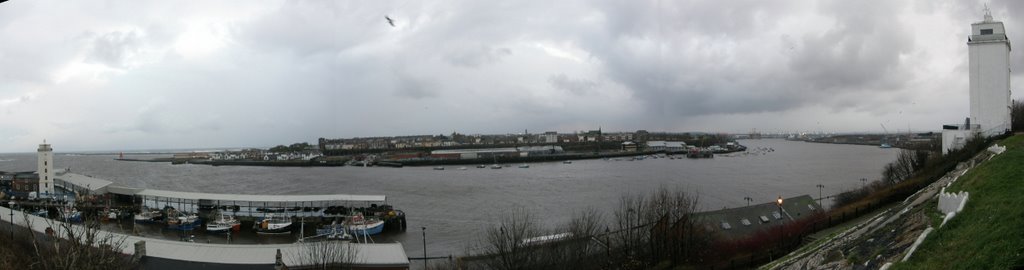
[943, 8, 1013, 154]
[37, 140, 55, 198]
[968, 8, 1012, 136]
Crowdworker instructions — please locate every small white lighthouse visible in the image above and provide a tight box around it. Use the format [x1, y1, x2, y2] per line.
[37, 140, 55, 198]
[943, 8, 1013, 154]
[968, 8, 1012, 136]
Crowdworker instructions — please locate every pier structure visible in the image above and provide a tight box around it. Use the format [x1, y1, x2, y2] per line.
[53, 171, 399, 220]
[107, 186, 390, 219]
[0, 205, 410, 269]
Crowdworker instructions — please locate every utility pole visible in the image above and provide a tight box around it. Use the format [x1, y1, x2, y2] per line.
[422, 227, 427, 270]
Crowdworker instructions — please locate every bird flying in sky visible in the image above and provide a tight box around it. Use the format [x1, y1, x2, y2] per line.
[385, 16, 395, 27]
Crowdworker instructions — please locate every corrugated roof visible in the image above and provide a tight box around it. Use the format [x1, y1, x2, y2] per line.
[698, 195, 822, 239]
[56, 173, 114, 192]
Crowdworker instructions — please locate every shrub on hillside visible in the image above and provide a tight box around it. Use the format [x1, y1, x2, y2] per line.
[1012, 99, 1024, 132]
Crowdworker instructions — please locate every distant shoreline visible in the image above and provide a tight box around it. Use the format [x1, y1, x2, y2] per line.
[112, 146, 748, 168]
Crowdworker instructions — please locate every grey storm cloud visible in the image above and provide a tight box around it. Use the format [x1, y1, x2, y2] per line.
[86, 30, 144, 68]
[0, 0, 1023, 152]
[445, 45, 512, 68]
[548, 74, 598, 96]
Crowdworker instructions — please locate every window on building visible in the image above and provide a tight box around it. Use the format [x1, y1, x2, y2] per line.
[981, 29, 994, 35]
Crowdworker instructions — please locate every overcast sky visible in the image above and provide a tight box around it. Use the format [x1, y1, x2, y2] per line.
[1, 0, 1023, 152]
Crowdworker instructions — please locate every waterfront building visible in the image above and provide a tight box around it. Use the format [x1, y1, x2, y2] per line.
[37, 141, 54, 198]
[621, 141, 637, 151]
[11, 172, 38, 198]
[645, 141, 688, 152]
[517, 145, 564, 156]
[0, 172, 12, 196]
[943, 9, 1013, 153]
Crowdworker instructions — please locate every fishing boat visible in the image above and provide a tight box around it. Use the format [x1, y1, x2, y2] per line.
[476, 164, 487, 168]
[206, 212, 241, 233]
[101, 208, 119, 222]
[489, 154, 503, 169]
[518, 164, 529, 168]
[879, 143, 892, 148]
[62, 207, 83, 223]
[316, 221, 353, 241]
[347, 214, 385, 236]
[134, 207, 165, 223]
[562, 160, 572, 164]
[167, 211, 202, 231]
[457, 167, 468, 170]
[255, 213, 293, 234]
[433, 167, 445, 170]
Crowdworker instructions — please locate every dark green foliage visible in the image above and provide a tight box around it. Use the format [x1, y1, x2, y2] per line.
[1013, 99, 1024, 132]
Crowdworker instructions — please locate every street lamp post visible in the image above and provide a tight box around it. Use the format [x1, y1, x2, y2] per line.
[776, 196, 784, 249]
[815, 184, 824, 204]
[422, 227, 427, 270]
[743, 196, 752, 207]
[9, 201, 14, 240]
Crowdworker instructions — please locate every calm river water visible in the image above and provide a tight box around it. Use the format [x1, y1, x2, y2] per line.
[0, 139, 897, 258]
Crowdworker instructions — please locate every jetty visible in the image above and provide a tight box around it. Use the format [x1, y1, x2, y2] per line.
[10, 171, 411, 268]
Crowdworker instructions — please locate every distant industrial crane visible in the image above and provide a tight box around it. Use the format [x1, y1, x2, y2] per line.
[879, 123, 892, 148]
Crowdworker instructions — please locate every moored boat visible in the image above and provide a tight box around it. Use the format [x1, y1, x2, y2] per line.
[347, 214, 385, 236]
[317, 221, 353, 241]
[103, 208, 119, 221]
[255, 213, 293, 234]
[62, 207, 83, 223]
[167, 211, 202, 231]
[206, 212, 241, 233]
[134, 207, 164, 223]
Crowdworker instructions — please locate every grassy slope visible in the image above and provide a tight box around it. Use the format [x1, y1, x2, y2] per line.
[893, 135, 1024, 269]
